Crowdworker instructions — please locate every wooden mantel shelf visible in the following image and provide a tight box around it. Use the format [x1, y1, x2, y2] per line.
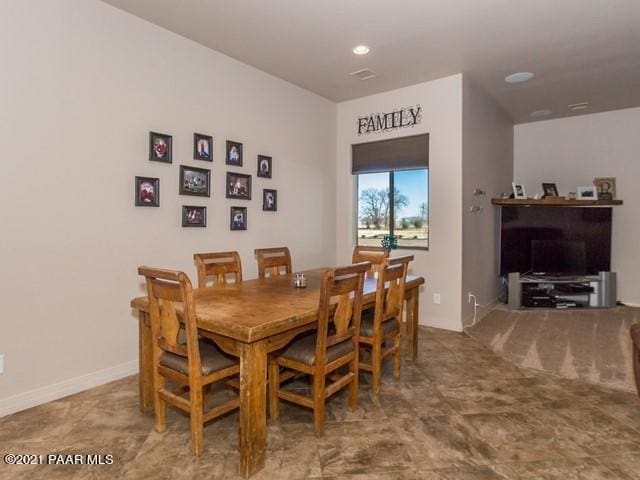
[491, 198, 623, 206]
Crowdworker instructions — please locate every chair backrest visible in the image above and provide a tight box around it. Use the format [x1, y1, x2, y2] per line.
[138, 266, 202, 375]
[255, 247, 292, 279]
[314, 262, 370, 365]
[352, 246, 390, 274]
[193, 251, 242, 288]
[372, 255, 413, 331]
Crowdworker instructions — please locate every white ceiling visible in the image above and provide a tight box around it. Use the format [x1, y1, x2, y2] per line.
[101, 0, 640, 124]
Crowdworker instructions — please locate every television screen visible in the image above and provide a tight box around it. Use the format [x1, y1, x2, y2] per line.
[500, 206, 611, 276]
[530, 240, 586, 275]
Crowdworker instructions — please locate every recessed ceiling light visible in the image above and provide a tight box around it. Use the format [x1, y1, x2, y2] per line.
[568, 102, 589, 110]
[352, 45, 370, 55]
[530, 109, 552, 117]
[505, 72, 534, 84]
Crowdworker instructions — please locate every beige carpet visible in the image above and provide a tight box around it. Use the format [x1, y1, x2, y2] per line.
[466, 305, 640, 392]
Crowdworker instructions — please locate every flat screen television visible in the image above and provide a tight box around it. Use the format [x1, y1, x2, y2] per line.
[500, 206, 611, 276]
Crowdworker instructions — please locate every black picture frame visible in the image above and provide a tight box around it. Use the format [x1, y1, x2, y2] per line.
[257, 155, 272, 178]
[226, 140, 243, 166]
[182, 205, 207, 227]
[180, 165, 211, 197]
[542, 182, 559, 198]
[193, 133, 213, 161]
[135, 176, 159, 207]
[230, 206, 247, 230]
[149, 131, 172, 163]
[262, 189, 277, 211]
[226, 172, 252, 200]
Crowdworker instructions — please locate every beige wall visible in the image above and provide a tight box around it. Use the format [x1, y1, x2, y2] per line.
[461, 79, 514, 326]
[336, 75, 464, 331]
[0, 0, 337, 411]
[514, 107, 640, 305]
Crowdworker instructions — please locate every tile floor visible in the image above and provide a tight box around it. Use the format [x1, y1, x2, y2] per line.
[2, 327, 640, 479]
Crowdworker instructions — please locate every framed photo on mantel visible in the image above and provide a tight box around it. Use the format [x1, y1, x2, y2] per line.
[512, 182, 526, 199]
[542, 183, 559, 198]
[577, 186, 598, 200]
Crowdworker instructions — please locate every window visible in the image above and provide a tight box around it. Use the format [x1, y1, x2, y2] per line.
[352, 133, 429, 250]
[357, 169, 429, 249]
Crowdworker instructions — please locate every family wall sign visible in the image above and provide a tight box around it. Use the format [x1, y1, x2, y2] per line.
[357, 105, 422, 135]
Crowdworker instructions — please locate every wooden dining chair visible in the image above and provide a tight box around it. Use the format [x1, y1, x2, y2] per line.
[255, 247, 292, 279]
[193, 251, 242, 288]
[358, 255, 413, 394]
[268, 262, 370, 436]
[352, 245, 390, 274]
[138, 266, 240, 456]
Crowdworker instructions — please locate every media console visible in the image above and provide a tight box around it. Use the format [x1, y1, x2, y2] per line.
[508, 272, 617, 309]
[493, 198, 623, 310]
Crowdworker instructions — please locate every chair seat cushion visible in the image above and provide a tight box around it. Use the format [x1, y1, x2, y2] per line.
[359, 309, 399, 337]
[281, 333, 354, 365]
[159, 339, 236, 376]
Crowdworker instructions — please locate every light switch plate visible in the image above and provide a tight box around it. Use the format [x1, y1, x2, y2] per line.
[433, 293, 441, 305]
[0, 354, 4, 374]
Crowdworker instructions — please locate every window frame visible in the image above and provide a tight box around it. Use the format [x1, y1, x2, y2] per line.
[355, 168, 429, 251]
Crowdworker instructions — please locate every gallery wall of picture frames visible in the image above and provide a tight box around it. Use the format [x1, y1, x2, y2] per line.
[136, 131, 278, 230]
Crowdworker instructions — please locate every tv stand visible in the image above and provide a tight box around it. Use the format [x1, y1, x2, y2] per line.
[507, 272, 616, 309]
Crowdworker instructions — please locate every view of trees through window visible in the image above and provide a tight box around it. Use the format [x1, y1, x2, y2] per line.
[357, 169, 429, 249]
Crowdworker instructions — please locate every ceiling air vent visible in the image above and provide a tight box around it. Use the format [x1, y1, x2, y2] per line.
[349, 68, 377, 80]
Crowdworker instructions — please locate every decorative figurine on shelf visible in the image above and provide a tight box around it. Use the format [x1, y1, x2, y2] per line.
[593, 177, 616, 200]
[381, 234, 398, 249]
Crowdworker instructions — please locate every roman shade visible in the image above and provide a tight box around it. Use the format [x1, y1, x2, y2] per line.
[351, 133, 429, 174]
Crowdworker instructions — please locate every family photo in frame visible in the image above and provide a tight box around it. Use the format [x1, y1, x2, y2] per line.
[149, 131, 172, 163]
[182, 205, 207, 227]
[542, 182, 559, 198]
[193, 133, 213, 161]
[135, 176, 159, 207]
[180, 165, 211, 197]
[257, 155, 272, 178]
[226, 140, 243, 166]
[512, 182, 526, 199]
[263, 189, 277, 211]
[226, 172, 252, 200]
[230, 206, 247, 230]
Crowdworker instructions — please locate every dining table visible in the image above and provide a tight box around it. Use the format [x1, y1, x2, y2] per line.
[130, 267, 425, 478]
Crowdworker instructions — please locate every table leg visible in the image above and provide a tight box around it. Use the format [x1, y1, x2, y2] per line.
[405, 287, 419, 363]
[239, 340, 268, 478]
[138, 311, 154, 413]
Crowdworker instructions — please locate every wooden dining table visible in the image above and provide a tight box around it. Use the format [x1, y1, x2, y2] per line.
[130, 268, 424, 478]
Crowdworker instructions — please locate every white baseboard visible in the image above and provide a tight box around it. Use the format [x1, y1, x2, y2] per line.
[0, 360, 138, 418]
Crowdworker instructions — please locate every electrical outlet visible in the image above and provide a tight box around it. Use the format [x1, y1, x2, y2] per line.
[433, 293, 441, 305]
[0, 354, 4, 374]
